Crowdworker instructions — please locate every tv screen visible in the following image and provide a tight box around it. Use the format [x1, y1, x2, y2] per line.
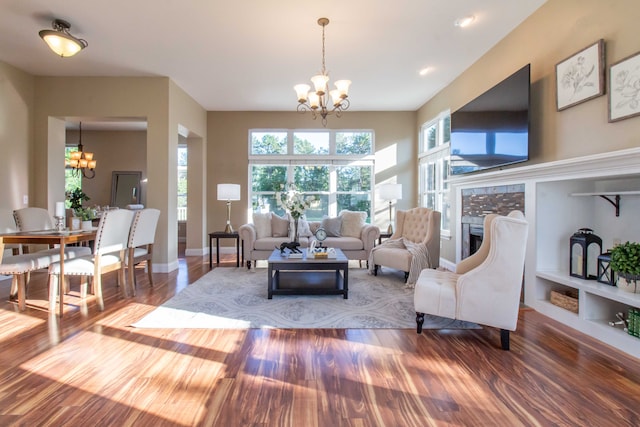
[450, 64, 530, 175]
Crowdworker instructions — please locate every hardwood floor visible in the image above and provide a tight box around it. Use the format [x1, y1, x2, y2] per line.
[0, 252, 639, 426]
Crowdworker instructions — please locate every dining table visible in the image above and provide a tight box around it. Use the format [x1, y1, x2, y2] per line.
[0, 228, 97, 316]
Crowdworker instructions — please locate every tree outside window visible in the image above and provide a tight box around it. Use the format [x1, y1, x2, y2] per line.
[249, 129, 374, 222]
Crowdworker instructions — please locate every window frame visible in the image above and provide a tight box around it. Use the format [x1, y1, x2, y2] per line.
[249, 129, 375, 221]
[418, 111, 451, 237]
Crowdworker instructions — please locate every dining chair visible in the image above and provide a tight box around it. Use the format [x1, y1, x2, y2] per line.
[126, 208, 160, 296]
[48, 209, 134, 313]
[1, 208, 21, 255]
[13, 207, 55, 253]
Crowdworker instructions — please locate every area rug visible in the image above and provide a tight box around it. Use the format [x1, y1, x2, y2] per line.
[131, 267, 480, 329]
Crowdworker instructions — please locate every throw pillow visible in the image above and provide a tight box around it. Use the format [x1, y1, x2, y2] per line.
[271, 213, 290, 237]
[339, 210, 367, 238]
[321, 216, 342, 237]
[253, 212, 272, 239]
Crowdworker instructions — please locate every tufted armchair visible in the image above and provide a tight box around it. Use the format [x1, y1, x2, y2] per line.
[370, 207, 440, 284]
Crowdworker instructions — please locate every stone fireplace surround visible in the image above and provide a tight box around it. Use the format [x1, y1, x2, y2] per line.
[460, 184, 525, 259]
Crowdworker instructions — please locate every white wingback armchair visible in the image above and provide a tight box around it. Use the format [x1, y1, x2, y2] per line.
[414, 210, 528, 350]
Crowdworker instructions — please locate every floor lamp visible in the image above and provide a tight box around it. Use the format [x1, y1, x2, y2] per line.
[378, 183, 402, 234]
[217, 183, 241, 233]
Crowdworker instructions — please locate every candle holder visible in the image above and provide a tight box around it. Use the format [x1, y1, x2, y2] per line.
[54, 216, 66, 232]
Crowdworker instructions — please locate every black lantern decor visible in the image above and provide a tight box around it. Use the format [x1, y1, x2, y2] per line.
[570, 228, 602, 280]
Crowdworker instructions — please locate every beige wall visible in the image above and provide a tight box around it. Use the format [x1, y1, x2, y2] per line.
[207, 111, 416, 241]
[65, 130, 147, 207]
[418, 0, 640, 261]
[0, 62, 34, 213]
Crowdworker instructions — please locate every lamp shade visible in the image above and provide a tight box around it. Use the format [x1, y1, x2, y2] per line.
[378, 183, 402, 200]
[217, 184, 241, 201]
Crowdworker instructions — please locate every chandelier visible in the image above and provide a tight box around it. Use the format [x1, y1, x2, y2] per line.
[66, 122, 97, 179]
[294, 18, 351, 127]
[39, 19, 88, 58]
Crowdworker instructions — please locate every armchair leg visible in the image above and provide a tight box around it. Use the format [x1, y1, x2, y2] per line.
[246, 260, 252, 270]
[416, 312, 424, 334]
[373, 265, 378, 276]
[404, 272, 409, 283]
[500, 329, 510, 351]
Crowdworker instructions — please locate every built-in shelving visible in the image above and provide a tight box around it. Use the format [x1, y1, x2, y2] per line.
[451, 147, 640, 359]
[570, 191, 640, 216]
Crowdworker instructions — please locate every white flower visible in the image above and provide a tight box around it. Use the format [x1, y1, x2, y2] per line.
[275, 183, 314, 219]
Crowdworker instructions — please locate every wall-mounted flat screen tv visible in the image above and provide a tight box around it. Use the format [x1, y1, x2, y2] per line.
[450, 64, 530, 175]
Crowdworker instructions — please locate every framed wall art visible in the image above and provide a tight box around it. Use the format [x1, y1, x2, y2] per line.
[556, 39, 605, 111]
[608, 50, 640, 122]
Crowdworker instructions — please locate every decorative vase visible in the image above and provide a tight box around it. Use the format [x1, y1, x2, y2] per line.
[81, 220, 93, 230]
[293, 217, 299, 243]
[617, 274, 640, 293]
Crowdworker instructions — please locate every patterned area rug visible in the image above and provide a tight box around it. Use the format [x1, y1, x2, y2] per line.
[132, 267, 480, 329]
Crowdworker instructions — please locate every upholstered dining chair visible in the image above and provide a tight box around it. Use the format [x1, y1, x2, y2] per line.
[414, 210, 529, 350]
[48, 209, 134, 313]
[13, 207, 54, 231]
[1, 208, 21, 255]
[126, 208, 160, 295]
[7, 207, 91, 304]
[369, 207, 441, 285]
[13, 207, 55, 253]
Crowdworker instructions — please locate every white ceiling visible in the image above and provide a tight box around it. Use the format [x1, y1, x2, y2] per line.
[0, 0, 546, 128]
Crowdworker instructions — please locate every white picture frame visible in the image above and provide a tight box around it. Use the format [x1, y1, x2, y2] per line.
[608, 50, 640, 122]
[556, 39, 605, 111]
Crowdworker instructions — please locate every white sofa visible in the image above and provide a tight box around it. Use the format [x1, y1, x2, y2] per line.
[239, 211, 380, 269]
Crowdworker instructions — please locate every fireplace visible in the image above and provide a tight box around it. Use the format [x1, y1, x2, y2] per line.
[461, 184, 525, 259]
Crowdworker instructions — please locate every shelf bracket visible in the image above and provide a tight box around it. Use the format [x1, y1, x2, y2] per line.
[598, 194, 621, 217]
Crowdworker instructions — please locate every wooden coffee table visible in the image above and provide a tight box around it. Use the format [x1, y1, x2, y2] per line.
[267, 248, 349, 299]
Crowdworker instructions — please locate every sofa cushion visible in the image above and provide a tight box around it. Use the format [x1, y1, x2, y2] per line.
[323, 236, 364, 251]
[271, 213, 290, 237]
[253, 212, 272, 239]
[339, 210, 366, 238]
[321, 216, 342, 237]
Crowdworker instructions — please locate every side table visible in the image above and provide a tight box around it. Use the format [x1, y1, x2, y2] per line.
[209, 231, 243, 268]
[378, 232, 392, 245]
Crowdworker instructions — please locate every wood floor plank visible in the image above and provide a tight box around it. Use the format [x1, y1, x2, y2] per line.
[0, 253, 638, 426]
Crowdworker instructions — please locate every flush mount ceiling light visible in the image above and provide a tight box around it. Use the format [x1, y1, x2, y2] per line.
[294, 17, 351, 127]
[39, 19, 88, 57]
[454, 15, 476, 28]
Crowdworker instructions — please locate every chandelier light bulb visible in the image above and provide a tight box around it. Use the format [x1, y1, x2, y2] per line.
[293, 17, 351, 126]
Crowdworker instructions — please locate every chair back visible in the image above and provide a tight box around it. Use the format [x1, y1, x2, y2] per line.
[94, 209, 135, 255]
[393, 207, 441, 267]
[13, 207, 54, 231]
[457, 210, 528, 330]
[456, 213, 499, 274]
[128, 208, 160, 248]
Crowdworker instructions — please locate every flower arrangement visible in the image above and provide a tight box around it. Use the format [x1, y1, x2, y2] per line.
[275, 183, 315, 220]
[74, 207, 96, 221]
[66, 187, 90, 210]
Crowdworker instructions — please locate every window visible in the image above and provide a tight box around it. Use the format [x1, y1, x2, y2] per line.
[418, 112, 451, 235]
[64, 146, 82, 194]
[177, 146, 188, 221]
[249, 130, 374, 221]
